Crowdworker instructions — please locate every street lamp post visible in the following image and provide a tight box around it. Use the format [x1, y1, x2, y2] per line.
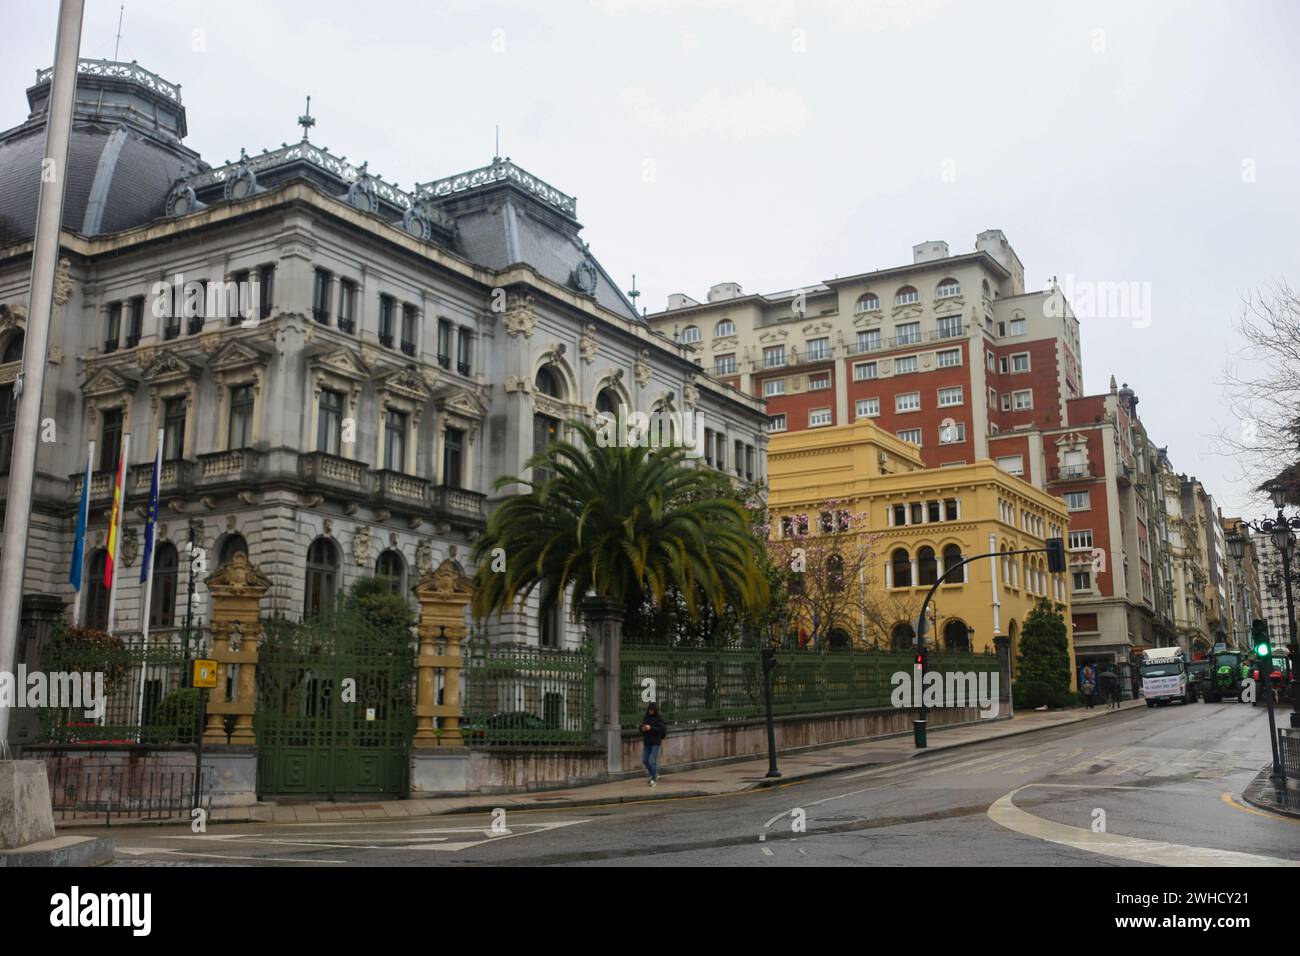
[1237, 487, 1300, 728]
[1226, 521, 1290, 781]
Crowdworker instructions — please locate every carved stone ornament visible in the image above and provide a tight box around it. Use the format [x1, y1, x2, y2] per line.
[579, 323, 597, 364]
[121, 527, 139, 568]
[504, 374, 532, 394]
[503, 292, 537, 338]
[427, 557, 474, 596]
[52, 258, 75, 307]
[204, 550, 272, 597]
[634, 348, 651, 387]
[352, 526, 371, 566]
[416, 539, 435, 574]
[683, 377, 700, 409]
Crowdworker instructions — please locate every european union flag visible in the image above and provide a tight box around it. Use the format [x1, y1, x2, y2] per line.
[140, 453, 160, 583]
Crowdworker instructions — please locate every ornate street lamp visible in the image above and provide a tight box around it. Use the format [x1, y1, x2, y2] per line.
[1228, 490, 1300, 731]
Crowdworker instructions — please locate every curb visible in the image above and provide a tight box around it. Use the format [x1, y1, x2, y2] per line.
[1240, 767, 1300, 820]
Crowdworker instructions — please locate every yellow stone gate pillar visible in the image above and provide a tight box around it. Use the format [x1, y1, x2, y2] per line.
[202, 552, 271, 745]
[412, 558, 474, 748]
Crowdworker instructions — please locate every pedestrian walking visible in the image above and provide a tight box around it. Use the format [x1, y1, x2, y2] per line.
[1098, 667, 1120, 709]
[1080, 663, 1097, 710]
[639, 702, 667, 788]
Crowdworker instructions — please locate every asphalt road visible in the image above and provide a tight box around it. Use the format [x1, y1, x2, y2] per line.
[102, 701, 1300, 867]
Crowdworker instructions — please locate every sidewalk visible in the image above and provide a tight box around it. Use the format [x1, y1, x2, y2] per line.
[196, 699, 1147, 827]
[49, 699, 1145, 829]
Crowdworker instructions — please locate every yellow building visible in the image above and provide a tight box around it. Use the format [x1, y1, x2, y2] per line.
[767, 419, 1074, 676]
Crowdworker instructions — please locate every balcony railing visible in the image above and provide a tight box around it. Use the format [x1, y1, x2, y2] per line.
[196, 449, 266, 486]
[312, 308, 330, 325]
[374, 470, 431, 510]
[437, 353, 451, 369]
[103, 339, 118, 354]
[711, 364, 738, 377]
[125, 333, 140, 348]
[379, 333, 394, 348]
[431, 484, 486, 524]
[129, 459, 196, 495]
[337, 317, 355, 334]
[1050, 464, 1092, 481]
[889, 333, 923, 348]
[401, 341, 416, 357]
[299, 452, 369, 497]
[457, 361, 471, 376]
[68, 469, 114, 502]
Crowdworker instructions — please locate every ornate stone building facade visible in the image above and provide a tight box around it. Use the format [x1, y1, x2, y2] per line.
[0, 59, 768, 651]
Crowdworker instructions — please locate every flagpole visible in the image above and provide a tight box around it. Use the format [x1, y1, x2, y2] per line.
[0, 0, 85, 750]
[135, 428, 163, 735]
[69, 439, 94, 626]
[105, 431, 130, 634]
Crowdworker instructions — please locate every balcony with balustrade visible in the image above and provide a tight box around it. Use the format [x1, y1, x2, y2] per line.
[431, 484, 486, 528]
[373, 470, 431, 512]
[299, 452, 370, 499]
[195, 449, 268, 490]
[1049, 463, 1093, 482]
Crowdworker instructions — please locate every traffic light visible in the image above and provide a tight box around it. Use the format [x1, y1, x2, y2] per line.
[762, 647, 778, 674]
[1045, 537, 1067, 573]
[1251, 619, 1272, 658]
[915, 648, 927, 670]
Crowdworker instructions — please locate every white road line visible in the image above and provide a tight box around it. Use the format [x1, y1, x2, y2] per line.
[116, 847, 347, 864]
[988, 786, 1300, 867]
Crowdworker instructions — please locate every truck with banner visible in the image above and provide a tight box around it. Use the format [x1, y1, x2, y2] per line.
[1139, 646, 1195, 707]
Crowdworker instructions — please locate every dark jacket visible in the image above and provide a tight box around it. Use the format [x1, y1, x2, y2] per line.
[640, 710, 667, 748]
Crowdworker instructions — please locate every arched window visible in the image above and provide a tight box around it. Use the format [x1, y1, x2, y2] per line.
[534, 365, 562, 398]
[1, 331, 23, 364]
[149, 542, 179, 628]
[855, 293, 879, 314]
[891, 548, 912, 588]
[304, 537, 340, 619]
[826, 555, 845, 593]
[917, 546, 938, 587]
[942, 543, 964, 583]
[894, 286, 919, 306]
[218, 533, 248, 568]
[375, 549, 405, 595]
[827, 627, 852, 650]
[85, 549, 109, 630]
[595, 387, 620, 416]
[681, 325, 701, 344]
[891, 621, 915, 651]
[981, 279, 992, 299]
[936, 278, 961, 298]
[714, 319, 735, 337]
[943, 619, 971, 653]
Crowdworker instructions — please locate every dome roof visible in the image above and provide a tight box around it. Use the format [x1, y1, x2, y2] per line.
[0, 59, 205, 244]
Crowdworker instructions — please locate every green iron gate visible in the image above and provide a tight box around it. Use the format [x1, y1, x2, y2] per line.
[255, 610, 415, 798]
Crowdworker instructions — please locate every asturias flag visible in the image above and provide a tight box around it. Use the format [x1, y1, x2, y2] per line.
[68, 443, 92, 590]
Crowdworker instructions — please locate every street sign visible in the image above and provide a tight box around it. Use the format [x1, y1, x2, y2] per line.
[193, 659, 219, 688]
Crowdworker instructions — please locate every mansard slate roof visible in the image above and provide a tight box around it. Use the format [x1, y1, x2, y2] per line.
[0, 57, 642, 323]
[0, 60, 205, 244]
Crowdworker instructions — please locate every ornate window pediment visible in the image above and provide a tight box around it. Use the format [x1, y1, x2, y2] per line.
[82, 365, 138, 401]
[310, 347, 371, 389]
[377, 363, 436, 406]
[142, 351, 200, 389]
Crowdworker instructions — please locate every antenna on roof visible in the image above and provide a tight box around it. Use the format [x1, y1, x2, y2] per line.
[298, 95, 315, 141]
[494, 125, 501, 163]
[627, 274, 641, 310]
[113, 4, 125, 61]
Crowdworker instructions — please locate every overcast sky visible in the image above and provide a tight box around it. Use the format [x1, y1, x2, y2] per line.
[7, 0, 1298, 515]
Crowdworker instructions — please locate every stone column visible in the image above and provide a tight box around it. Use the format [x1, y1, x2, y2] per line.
[412, 558, 473, 748]
[994, 635, 1013, 716]
[582, 596, 624, 773]
[202, 552, 271, 744]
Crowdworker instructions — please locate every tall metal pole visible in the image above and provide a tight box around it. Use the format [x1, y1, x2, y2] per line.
[1279, 527, 1298, 728]
[0, 0, 85, 751]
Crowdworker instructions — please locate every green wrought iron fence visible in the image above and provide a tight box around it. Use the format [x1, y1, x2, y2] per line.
[620, 643, 1001, 727]
[37, 625, 205, 745]
[461, 635, 595, 746]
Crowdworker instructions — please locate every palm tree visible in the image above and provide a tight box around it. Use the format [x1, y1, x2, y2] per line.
[471, 420, 767, 625]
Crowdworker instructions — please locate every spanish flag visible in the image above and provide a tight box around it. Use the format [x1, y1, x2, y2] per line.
[104, 432, 130, 588]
